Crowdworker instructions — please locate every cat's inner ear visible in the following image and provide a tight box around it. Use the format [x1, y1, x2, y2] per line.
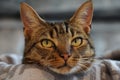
[20, 2, 46, 30]
[70, 0, 93, 33]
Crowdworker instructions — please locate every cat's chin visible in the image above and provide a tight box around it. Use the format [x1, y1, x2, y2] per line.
[49, 65, 82, 75]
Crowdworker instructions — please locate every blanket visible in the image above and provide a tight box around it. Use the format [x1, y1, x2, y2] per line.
[0, 54, 120, 80]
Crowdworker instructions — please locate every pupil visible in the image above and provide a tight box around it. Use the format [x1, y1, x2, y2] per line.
[46, 40, 48, 45]
[75, 39, 77, 43]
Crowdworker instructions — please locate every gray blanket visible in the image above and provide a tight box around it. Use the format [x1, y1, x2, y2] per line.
[0, 54, 120, 80]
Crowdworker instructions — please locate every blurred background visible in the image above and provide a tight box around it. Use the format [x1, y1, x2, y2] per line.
[0, 0, 120, 57]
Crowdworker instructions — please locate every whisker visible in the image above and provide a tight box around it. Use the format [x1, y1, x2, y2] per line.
[81, 57, 95, 60]
[81, 58, 89, 60]
[79, 62, 91, 64]
[79, 58, 94, 62]
[78, 63, 88, 69]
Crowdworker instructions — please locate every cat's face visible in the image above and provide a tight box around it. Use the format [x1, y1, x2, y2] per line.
[20, 1, 95, 74]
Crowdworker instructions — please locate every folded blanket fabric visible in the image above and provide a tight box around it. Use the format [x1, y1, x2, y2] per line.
[0, 54, 120, 80]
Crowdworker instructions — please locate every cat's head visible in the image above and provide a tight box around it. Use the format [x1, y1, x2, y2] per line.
[20, 0, 95, 74]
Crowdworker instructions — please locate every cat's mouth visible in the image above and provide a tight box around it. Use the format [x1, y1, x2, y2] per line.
[49, 60, 72, 69]
[57, 62, 71, 69]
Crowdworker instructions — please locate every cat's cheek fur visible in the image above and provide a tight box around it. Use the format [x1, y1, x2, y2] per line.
[67, 57, 78, 67]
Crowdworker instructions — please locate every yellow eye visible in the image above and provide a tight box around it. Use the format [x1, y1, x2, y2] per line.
[71, 38, 82, 47]
[41, 39, 54, 48]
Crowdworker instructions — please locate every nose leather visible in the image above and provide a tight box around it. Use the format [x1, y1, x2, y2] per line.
[60, 53, 71, 61]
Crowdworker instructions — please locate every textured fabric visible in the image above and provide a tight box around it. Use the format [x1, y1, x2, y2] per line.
[0, 54, 120, 80]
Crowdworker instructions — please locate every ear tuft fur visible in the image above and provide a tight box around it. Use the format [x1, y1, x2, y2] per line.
[70, 0, 93, 34]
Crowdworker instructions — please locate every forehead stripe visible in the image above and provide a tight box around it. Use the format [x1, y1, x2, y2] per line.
[64, 22, 69, 33]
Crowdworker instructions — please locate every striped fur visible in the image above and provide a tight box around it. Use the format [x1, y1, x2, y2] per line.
[20, 0, 95, 74]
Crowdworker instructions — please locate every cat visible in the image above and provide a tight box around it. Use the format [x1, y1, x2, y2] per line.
[20, 0, 95, 75]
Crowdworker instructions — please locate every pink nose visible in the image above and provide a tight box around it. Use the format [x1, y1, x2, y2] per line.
[60, 54, 71, 61]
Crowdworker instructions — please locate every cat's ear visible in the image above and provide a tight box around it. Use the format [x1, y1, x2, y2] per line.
[20, 2, 46, 38]
[70, 0, 93, 33]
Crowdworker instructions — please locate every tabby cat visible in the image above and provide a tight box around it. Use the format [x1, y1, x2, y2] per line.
[20, 0, 95, 75]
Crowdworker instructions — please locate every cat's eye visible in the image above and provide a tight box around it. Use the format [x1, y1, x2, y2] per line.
[71, 37, 82, 47]
[41, 39, 54, 48]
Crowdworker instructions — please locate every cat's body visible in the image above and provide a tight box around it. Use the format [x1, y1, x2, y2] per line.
[20, 0, 95, 77]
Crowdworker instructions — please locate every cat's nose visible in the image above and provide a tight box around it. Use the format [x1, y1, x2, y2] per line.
[60, 54, 71, 61]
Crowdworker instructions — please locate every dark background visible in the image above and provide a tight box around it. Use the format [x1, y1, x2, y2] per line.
[0, 0, 120, 56]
